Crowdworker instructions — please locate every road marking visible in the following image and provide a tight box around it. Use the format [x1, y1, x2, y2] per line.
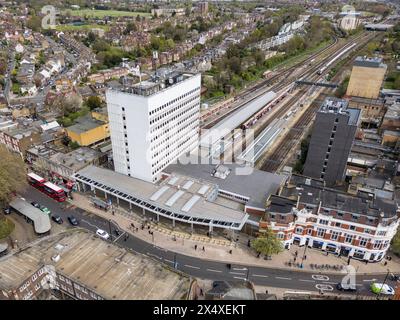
[252, 274, 269, 278]
[207, 269, 222, 273]
[233, 267, 248, 271]
[363, 279, 377, 282]
[299, 279, 315, 283]
[80, 219, 101, 229]
[233, 276, 247, 280]
[146, 253, 162, 260]
[164, 259, 174, 263]
[322, 281, 336, 285]
[315, 284, 334, 291]
[312, 275, 330, 281]
[275, 277, 292, 280]
[229, 272, 246, 276]
[184, 264, 200, 269]
[113, 232, 126, 243]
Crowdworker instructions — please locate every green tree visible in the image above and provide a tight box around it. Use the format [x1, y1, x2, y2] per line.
[86, 96, 102, 110]
[0, 146, 27, 208]
[390, 230, 400, 256]
[250, 229, 284, 257]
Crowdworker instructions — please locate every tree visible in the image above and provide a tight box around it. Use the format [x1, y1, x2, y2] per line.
[124, 22, 137, 35]
[251, 228, 284, 257]
[86, 96, 102, 110]
[390, 230, 400, 257]
[0, 146, 27, 208]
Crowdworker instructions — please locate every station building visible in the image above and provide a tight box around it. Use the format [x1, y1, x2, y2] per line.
[260, 174, 400, 262]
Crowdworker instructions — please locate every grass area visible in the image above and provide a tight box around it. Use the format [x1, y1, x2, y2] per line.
[63, 9, 150, 18]
[0, 218, 15, 240]
[56, 24, 110, 32]
[272, 39, 333, 71]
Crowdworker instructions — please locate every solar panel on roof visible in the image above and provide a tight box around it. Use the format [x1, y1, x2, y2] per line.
[165, 190, 185, 207]
[198, 185, 209, 195]
[182, 195, 201, 212]
[182, 180, 194, 190]
[168, 176, 179, 186]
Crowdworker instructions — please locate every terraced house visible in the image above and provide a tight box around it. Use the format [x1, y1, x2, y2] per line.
[260, 174, 400, 262]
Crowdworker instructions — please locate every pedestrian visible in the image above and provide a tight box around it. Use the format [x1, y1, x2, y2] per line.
[136, 227, 139, 232]
[200, 288, 203, 296]
[265, 290, 269, 295]
[194, 244, 197, 250]
[304, 255, 307, 260]
[147, 225, 150, 229]
[293, 257, 296, 262]
[141, 224, 144, 230]
[295, 250, 298, 257]
[112, 210, 115, 215]
[365, 260, 368, 265]
[229, 249, 232, 254]
[326, 251, 329, 256]
[202, 246, 205, 252]
[257, 253, 261, 258]
[247, 239, 251, 247]
[384, 261, 388, 266]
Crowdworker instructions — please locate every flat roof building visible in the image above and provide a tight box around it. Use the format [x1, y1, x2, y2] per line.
[0, 230, 193, 300]
[106, 72, 201, 183]
[346, 56, 387, 99]
[303, 97, 361, 186]
[73, 165, 249, 232]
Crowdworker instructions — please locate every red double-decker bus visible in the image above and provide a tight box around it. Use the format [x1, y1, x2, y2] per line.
[27, 173, 66, 202]
[27, 172, 46, 188]
[42, 182, 66, 202]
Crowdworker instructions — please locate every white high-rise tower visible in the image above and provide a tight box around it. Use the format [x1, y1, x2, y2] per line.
[106, 72, 201, 183]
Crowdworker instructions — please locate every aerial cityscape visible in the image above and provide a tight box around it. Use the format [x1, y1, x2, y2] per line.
[1, 0, 400, 306]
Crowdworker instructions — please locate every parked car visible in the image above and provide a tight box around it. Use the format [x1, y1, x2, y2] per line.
[31, 201, 40, 208]
[336, 282, 357, 292]
[370, 283, 395, 295]
[96, 229, 110, 240]
[68, 216, 79, 226]
[51, 215, 63, 224]
[39, 205, 51, 215]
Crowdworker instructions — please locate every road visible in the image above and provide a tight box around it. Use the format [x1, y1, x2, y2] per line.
[19, 186, 398, 298]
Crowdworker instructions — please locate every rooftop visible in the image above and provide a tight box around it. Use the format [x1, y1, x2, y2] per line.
[0, 230, 192, 299]
[319, 97, 360, 126]
[49, 147, 104, 172]
[206, 281, 256, 300]
[74, 165, 248, 229]
[107, 71, 198, 97]
[281, 174, 398, 219]
[165, 155, 286, 209]
[66, 115, 106, 134]
[353, 56, 387, 69]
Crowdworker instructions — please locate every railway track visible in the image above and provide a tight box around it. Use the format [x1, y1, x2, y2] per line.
[203, 31, 371, 130]
[258, 32, 378, 173]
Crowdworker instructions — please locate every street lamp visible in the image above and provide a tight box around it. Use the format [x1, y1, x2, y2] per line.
[108, 219, 113, 241]
[300, 241, 308, 268]
[376, 269, 390, 300]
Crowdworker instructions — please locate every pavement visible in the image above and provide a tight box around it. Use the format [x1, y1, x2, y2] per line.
[16, 186, 400, 297]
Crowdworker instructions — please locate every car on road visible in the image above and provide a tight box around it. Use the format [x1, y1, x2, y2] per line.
[31, 201, 40, 208]
[96, 229, 110, 240]
[370, 283, 395, 295]
[39, 205, 51, 215]
[336, 282, 357, 292]
[51, 215, 63, 224]
[68, 216, 79, 226]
